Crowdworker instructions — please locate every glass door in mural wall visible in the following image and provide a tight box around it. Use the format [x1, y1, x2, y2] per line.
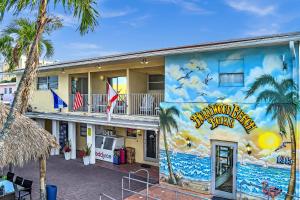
[59, 122, 68, 153]
[144, 130, 158, 162]
[211, 141, 237, 199]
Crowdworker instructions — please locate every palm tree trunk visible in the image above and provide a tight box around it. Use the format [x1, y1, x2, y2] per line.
[162, 129, 177, 185]
[0, 0, 49, 138]
[285, 116, 296, 200]
[0, 1, 49, 200]
[39, 156, 47, 200]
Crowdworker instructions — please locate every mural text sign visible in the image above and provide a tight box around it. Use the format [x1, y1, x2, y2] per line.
[190, 103, 257, 133]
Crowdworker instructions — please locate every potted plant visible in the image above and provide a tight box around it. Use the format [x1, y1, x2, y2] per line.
[79, 145, 91, 165]
[63, 140, 71, 160]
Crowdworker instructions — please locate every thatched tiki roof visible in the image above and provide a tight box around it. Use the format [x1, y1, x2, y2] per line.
[0, 104, 58, 168]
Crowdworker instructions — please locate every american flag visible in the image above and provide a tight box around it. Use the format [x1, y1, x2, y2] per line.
[73, 91, 83, 111]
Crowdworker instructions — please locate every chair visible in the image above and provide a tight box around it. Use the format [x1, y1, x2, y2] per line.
[14, 176, 23, 186]
[18, 179, 32, 200]
[6, 172, 14, 182]
[140, 95, 154, 114]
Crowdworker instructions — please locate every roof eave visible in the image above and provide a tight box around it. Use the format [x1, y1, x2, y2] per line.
[15, 32, 300, 74]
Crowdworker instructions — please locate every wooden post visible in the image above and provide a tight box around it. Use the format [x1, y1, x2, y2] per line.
[39, 156, 47, 200]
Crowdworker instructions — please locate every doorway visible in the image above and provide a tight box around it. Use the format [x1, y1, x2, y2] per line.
[59, 121, 68, 153]
[211, 140, 237, 199]
[144, 130, 158, 162]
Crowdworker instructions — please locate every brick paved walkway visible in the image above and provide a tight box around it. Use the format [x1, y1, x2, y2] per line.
[10, 155, 156, 200]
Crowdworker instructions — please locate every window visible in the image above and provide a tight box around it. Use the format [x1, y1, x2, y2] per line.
[148, 75, 164, 90]
[108, 76, 127, 94]
[9, 88, 12, 94]
[37, 76, 58, 90]
[219, 59, 244, 87]
[4, 88, 7, 94]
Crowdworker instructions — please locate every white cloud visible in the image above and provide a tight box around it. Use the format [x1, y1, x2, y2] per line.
[67, 43, 100, 50]
[245, 54, 283, 85]
[245, 23, 280, 37]
[155, 0, 211, 14]
[226, 0, 276, 16]
[102, 7, 136, 18]
[64, 42, 121, 58]
[122, 15, 151, 28]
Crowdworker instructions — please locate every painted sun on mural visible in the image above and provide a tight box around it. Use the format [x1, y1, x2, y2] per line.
[160, 45, 299, 199]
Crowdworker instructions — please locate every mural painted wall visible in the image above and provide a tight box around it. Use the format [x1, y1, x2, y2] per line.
[160, 45, 299, 199]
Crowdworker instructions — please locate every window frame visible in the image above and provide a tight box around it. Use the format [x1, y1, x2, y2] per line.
[148, 74, 165, 91]
[37, 75, 59, 90]
[218, 59, 245, 87]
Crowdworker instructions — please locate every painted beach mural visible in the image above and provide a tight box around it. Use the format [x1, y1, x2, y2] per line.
[159, 45, 299, 199]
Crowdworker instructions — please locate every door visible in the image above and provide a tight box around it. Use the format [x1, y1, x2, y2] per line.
[144, 130, 158, 162]
[59, 121, 68, 153]
[211, 140, 237, 199]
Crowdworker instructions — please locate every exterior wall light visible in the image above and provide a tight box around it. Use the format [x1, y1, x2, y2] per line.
[100, 75, 105, 81]
[140, 58, 149, 65]
[246, 143, 252, 155]
[61, 68, 66, 74]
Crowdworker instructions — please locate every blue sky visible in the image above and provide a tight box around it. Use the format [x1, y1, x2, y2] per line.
[1, 0, 300, 62]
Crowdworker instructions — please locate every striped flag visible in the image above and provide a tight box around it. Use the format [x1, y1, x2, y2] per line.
[107, 82, 118, 121]
[73, 91, 83, 111]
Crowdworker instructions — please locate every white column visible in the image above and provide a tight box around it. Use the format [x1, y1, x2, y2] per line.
[87, 124, 96, 164]
[88, 71, 92, 113]
[52, 120, 60, 155]
[68, 122, 76, 159]
[36, 119, 45, 128]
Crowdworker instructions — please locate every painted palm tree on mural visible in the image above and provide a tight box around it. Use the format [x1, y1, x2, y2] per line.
[159, 106, 179, 185]
[245, 74, 298, 200]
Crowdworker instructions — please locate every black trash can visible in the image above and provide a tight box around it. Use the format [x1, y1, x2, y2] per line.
[46, 185, 57, 200]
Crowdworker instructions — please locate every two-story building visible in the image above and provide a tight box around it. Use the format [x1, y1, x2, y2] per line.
[16, 32, 300, 199]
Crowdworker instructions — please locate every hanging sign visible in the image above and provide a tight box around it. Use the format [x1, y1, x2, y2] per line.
[190, 103, 257, 133]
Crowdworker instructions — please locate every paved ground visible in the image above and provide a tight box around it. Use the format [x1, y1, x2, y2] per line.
[10, 155, 153, 200]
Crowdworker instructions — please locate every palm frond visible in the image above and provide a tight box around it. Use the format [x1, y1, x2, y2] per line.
[245, 74, 280, 98]
[41, 39, 54, 58]
[56, 0, 99, 35]
[280, 78, 297, 92]
[255, 90, 281, 106]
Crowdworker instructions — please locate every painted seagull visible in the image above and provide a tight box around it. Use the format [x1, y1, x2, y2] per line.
[196, 65, 206, 71]
[177, 71, 193, 81]
[180, 66, 189, 72]
[203, 73, 213, 85]
[217, 96, 226, 100]
[275, 141, 291, 152]
[175, 83, 184, 89]
[197, 92, 207, 96]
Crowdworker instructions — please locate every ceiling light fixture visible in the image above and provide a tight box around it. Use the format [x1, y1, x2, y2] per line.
[140, 58, 149, 65]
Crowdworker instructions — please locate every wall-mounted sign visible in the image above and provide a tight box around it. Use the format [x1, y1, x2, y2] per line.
[190, 103, 257, 133]
[87, 128, 92, 137]
[277, 156, 293, 165]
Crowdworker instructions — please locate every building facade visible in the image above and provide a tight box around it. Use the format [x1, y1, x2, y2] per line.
[160, 38, 300, 199]
[16, 32, 300, 199]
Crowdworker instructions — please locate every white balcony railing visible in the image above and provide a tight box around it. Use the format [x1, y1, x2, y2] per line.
[130, 93, 164, 116]
[69, 94, 89, 112]
[69, 93, 164, 116]
[91, 94, 127, 115]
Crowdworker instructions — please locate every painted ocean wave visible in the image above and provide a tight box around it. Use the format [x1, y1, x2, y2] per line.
[160, 151, 299, 199]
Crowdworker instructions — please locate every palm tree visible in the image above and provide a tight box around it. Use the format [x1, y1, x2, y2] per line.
[159, 106, 179, 185]
[0, 18, 60, 72]
[0, 1, 99, 199]
[246, 74, 298, 200]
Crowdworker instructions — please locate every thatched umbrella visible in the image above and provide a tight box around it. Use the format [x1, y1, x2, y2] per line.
[0, 103, 58, 167]
[0, 103, 58, 199]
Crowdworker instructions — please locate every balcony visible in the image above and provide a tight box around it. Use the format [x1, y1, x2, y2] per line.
[69, 93, 164, 117]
